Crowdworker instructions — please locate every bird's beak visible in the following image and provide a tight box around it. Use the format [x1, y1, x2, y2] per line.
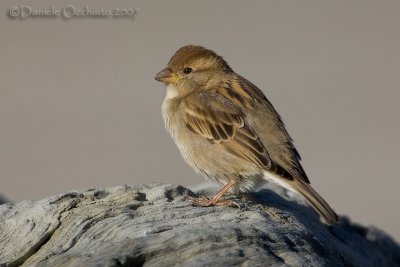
[155, 68, 176, 84]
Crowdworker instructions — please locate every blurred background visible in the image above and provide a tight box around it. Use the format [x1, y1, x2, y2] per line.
[1, 1, 399, 240]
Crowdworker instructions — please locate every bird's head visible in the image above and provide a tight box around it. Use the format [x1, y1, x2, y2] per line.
[155, 45, 232, 95]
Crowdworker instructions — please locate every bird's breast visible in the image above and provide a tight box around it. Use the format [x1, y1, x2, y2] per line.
[161, 85, 180, 137]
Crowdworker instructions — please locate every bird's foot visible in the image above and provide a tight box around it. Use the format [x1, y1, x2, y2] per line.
[183, 195, 240, 208]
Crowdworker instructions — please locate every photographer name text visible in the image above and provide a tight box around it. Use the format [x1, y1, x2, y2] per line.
[8, 5, 139, 20]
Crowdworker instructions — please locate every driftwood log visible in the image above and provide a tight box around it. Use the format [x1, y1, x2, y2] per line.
[0, 183, 399, 267]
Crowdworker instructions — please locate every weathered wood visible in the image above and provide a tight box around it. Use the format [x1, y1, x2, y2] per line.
[0, 183, 399, 267]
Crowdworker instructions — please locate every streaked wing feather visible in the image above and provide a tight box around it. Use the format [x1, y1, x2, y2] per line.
[183, 91, 275, 171]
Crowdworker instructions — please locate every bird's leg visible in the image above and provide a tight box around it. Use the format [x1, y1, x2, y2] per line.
[184, 180, 239, 207]
[210, 180, 236, 203]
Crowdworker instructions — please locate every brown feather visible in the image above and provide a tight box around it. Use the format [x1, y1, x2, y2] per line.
[183, 91, 276, 172]
[234, 75, 311, 183]
[291, 180, 338, 224]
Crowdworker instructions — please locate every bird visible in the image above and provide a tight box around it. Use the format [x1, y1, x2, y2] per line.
[155, 45, 338, 224]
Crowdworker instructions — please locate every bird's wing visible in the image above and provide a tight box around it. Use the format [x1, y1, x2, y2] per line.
[233, 75, 310, 183]
[183, 90, 294, 180]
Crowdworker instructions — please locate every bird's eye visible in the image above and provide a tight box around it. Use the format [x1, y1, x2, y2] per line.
[183, 67, 193, 74]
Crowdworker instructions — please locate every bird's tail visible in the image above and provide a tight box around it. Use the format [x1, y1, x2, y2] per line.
[291, 180, 338, 224]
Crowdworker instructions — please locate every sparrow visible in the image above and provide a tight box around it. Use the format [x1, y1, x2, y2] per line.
[155, 45, 338, 224]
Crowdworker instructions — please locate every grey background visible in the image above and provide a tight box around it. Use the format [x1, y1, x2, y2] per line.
[1, 1, 399, 240]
